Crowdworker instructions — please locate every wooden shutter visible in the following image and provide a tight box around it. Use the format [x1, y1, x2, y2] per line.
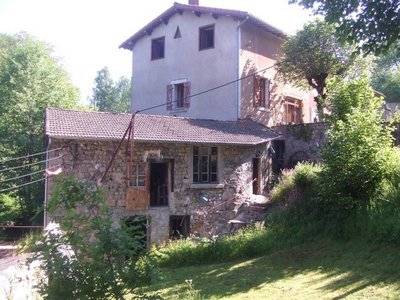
[167, 84, 173, 110]
[266, 79, 271, 108]
[253, 75, 260, 107]
[183, 81, 191, 108]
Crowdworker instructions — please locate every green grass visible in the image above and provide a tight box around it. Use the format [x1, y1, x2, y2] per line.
[141, 238, 400, 299]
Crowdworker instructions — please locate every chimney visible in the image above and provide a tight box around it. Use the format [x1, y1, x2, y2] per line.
[189, 0, 199, 5]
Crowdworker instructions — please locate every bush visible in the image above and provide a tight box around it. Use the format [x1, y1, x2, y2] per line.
[31, 176, 156, 299]
[270, 163, 321, 204]
[321, 78, 396, 215]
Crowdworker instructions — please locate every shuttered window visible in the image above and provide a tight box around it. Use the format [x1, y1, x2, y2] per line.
[253, 75, 270, 108]
[166, 81, 191, 111]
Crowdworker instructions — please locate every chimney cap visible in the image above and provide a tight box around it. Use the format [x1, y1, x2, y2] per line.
[189, 0, 199, 5]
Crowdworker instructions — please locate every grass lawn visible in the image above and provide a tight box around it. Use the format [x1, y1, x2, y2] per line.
[141, 238, 400, 299]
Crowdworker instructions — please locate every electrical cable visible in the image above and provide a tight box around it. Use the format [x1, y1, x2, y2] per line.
[0, 155, 66, 173]
[136, 43, 320, 114]
[0, 177, 46, 193]
[0, 164, 62, 184]
[0, 147, 62, 164]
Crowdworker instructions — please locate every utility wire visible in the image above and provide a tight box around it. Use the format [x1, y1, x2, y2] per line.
[136, 43, 320, 114]
[0, 155, 66, 173]
[0, 164, 62, 184]
[0, 177, 47, 193]
[0, 147, 62, 164]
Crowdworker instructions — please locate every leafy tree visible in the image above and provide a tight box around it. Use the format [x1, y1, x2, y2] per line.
[371, 41, 400, 102]
[90, 66, 131, 113]
[276, 19, 354, 114]
[32, 176, 154, 299]
[290, 0, 400, 55]
[321, 78, 395, 215]
[0, 32, 80, 224]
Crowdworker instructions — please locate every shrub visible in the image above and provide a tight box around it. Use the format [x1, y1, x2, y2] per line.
[31, 176, 156, 299]
[321, 78, 396, 215]
[270, 163, 321, 204]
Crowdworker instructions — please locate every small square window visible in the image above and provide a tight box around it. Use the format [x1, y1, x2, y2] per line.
[151, 37, 165, 60]
[199, 25, 214, 50]
[130, 164, 146, 187]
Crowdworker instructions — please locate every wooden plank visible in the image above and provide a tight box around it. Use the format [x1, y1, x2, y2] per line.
[126, 188, 148, 211]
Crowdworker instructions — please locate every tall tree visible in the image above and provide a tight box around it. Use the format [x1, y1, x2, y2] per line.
[290, 0, 400, 55]
[0, 32, 80, 224]
[90, 67, 131, 113]
[371, 41, 400, 102]
[276, 20, 354, 114]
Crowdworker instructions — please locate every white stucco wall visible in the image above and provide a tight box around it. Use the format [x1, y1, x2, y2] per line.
[131, 11, 239, 120]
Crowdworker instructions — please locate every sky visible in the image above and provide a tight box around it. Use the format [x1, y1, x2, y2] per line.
[0, 0, 313, 103]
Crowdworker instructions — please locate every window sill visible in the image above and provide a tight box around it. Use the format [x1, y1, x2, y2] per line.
[257, 107, 271, 112]
[170, 108, 187, 114]
[190, 183, 224, 189]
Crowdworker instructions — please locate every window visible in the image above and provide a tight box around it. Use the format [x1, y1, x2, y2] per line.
[167, 81, 191, 111]
[193, 146, 218, 183]
[199, 24, 214, 50]
[284, 98, 303, 124]
[151, 37, 165, 60]
[254, 75, 270, 108]
[129, 164, 146, 187]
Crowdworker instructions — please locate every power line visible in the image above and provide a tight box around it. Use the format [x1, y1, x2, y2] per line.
[0, 177, 46, 193]
[136, 43, 320, 114]
[0, 147, 62, 164]
[0, 164, 62, 184]
[0, 155, 66, 173]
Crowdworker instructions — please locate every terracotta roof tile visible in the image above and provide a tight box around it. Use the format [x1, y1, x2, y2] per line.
[45, 108, 279, 145]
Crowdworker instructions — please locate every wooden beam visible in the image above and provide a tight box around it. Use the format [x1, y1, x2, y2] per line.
[193, 11, 201, 17]
[160, 17, 169, 25]
[211, 13, 219, 19]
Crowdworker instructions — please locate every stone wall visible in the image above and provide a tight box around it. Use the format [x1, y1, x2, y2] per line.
[273, 122, 329, 168]
[46, 138, 273, 244]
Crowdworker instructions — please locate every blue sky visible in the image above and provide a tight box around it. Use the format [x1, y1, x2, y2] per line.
[0, 0, 313, 103]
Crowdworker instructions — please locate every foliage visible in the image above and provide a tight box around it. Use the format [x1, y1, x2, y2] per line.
[276, 19, 354, 113]
[290, 0, 400, 55]
[321, 78, 396, 214]
[90, 66, 131, 113]
[0, 32, 80, 225]
[371, 41, 400, 103]
[31, 176, 155, 299]
[270, 163, 321, 204]
[0, 193, 23, 225]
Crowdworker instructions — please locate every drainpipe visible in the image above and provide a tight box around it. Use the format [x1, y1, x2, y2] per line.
[43, 137, 51, 227]
[237, 16, 249, 120]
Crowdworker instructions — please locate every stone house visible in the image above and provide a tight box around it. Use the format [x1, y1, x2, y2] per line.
[120, 1, 317, 125]
[45, 108, 279, 244]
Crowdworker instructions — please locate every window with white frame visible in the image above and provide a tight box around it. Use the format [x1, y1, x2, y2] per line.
[129, 164, 146, 187]
[192, 146, 218, 183]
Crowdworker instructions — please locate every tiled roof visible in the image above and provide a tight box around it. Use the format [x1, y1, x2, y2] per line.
[120, 2, 286, 50]
[45, 108, 280, 145]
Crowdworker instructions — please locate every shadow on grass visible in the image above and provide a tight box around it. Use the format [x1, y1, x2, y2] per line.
[147, 239, 400, 299]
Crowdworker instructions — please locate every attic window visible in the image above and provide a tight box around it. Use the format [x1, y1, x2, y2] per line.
[151, 37, 165, 60]
[174, 26, 182, 39]
[199, 24, 214, 50]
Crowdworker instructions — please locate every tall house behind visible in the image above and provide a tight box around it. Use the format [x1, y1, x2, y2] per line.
[120, 1, 316, 125]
